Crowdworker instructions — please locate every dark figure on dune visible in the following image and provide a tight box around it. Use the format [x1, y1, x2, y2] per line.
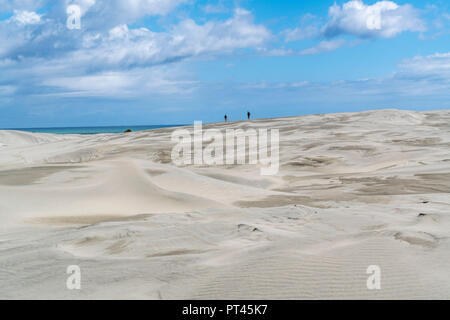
[247, 111, 251, 120]
[224, 114, 228, 122]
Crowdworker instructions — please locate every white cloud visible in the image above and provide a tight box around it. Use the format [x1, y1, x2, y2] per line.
[284, 25, 319, 42]
[171, 9, 270, 54]
[43, 72, 137, 96]
[0, 0, 48, 12]
[242, 81, 309, 89]
[323, 0, 425, 38]
[40, 65, 197, 97]
[280, 1, 425, 54]
[283, 13, 321, 42]
[11, 10, 41, 25]
[64, 0, 188, 28]
[236, 51, 450, 101]
[0, 8, 271, 97]
[0, 3, 271, 100]
[0, 85, 16, 96]
[202, 2, 229, 14]
[299, 39, 347, 55]
[119, 0, 188, 17]
[380, 52, 450, 96]
[264, 39, 347, 57]
[0, 4, 270, 69]
[398, 52, 450, 77]
[67, 9, 270, 69]
[69, 0, 96, 16]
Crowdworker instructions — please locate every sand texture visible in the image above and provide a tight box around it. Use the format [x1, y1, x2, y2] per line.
[0, 109, 449, 299]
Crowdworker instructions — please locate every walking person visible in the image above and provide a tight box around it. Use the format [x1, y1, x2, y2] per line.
[224, 114, 228, 122]
[247, 111, 251, 120]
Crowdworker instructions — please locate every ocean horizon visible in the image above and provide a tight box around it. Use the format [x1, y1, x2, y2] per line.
[1, 124, 185, 135]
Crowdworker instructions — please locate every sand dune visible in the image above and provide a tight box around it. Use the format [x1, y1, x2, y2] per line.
[0, 109, 449, 299]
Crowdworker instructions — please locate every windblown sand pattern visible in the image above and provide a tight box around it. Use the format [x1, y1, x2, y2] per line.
[0, 109, 449, 299]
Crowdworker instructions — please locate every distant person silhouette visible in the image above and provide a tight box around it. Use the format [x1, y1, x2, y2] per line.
[224, 114, 228, 122]
[247, 111, 251, 120]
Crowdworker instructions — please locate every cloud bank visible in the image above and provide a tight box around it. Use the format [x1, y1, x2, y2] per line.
[323, 0, 426, 38]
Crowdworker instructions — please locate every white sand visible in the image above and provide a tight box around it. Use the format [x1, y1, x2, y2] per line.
[0, 109, 449, 299]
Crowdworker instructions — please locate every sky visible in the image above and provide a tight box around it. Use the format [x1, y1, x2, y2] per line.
[0, 0, 449, 128]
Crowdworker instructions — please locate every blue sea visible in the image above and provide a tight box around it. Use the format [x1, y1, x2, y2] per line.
[4, 125, 184, 135]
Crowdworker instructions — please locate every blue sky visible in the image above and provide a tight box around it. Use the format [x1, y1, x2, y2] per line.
[0, 0, 449, 127]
